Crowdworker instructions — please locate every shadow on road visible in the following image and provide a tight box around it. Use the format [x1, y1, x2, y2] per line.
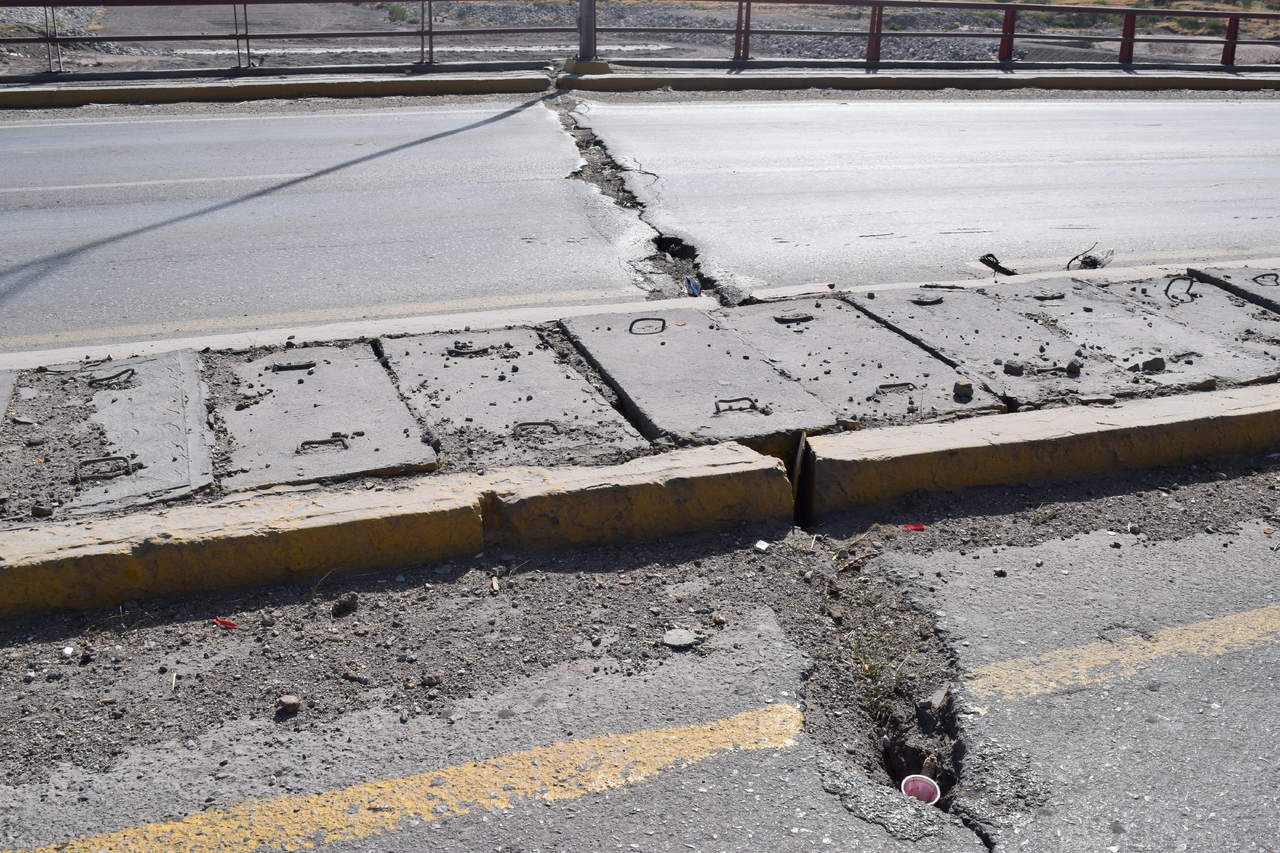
[0, 94, 553, 308]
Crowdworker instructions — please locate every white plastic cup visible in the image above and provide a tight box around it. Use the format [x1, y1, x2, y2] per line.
[900, 774, 941, 805]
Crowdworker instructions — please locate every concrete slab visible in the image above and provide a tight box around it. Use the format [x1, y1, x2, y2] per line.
[384, 328, 648, 469]
[846, 286, 1129, 407]
[217, 344, 437, 490]
[716, 297, 1002, 425]
[1189, 265, 1280, 315]
[1101, 275, 1280, 353]
[0, 370, 13, 417]
[68, 350, 214, 513]
[561, 307, 832, 453]
[987, 277, 1280, 389]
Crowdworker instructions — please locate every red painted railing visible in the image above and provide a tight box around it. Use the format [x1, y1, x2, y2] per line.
[2, 0, 1277, 74]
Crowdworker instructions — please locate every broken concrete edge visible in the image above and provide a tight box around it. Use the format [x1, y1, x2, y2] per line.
[803, 383, 1280, 517]
[0, 74, 551, 108]
[0, 443, 792, 616]
[554, 71, 1280, 93]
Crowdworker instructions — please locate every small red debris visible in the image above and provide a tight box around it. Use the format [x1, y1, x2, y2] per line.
[212, 618, 239, 629]
[902, 524, 926, 531]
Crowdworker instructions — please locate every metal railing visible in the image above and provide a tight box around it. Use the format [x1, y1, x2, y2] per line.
[2, 0, 1278, 74]
[0, 0, 577, 71]
[685, 0, 1280, 65]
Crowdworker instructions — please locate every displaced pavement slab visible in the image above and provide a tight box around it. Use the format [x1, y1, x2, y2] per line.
[213, 344, 437, 490]
[1189, 265, 1280, 315]
[0, 605, 982, 853]
[572, 100, 1280, 287]
[846, 286, 1130, 407]
[0, 350, 213, 521]
[987, 277, 1280, 389]
[1087, 274, 1280, 369]
[880, 525, 1280, 850]
[561, 307, 833, 451]
[383, 327, 649, 470]
[716, 296, 1003, 425]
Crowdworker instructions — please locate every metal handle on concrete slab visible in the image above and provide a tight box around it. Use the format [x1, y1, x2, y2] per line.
[75, 455, 132, 482]
[714, 397, 758, 414]
[446, 344, 491, 357]
[270, 361, 317, 372]
[773, 313, 814, 324]
[1252, 273, 1279, 287]
[513, 421, 560, 436]
[628, 318, 667, 335]
[86, 367, 135, 388]
[875, 382, 917, 394]
[1164, 275, 1197, 303]
[297, 437, 349, 453]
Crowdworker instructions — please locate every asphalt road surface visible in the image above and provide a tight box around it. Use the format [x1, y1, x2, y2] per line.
[5, 95, 1280, 354]
[575, 99, 1280, 288]
[0, 98, 650, 351]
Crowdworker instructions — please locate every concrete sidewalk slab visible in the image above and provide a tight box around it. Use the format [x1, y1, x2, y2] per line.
[1086, 274, 1280, 365]
[384, 328, 648, 469]
[988, 277, 1280, 389]
[846, 286, 1128, 406]
[214, 344, 437, 490]
[561, 307, 832, 455]
[1190, 265, 1280, 315]
[805, 384, 1280, 515]
[715, 297, 1002, 425]
[70, 349, 214, 513]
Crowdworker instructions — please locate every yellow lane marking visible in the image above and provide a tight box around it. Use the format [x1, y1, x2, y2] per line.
[968, 603, 1280, 701]
[9, 704, 802, 853]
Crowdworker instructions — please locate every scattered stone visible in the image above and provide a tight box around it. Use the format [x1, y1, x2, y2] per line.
[662, 628, 697, 650]
[422, 671, 444, 687]
[341, 671, 372, 686]
[754, 540, 770, 553]
[31, 504, 53, 518]
[1002, 360, 1025, 377]
[1110, 541, 1122, 549]
[953, 380, 974, 401]
[711, 612, 728, 626]
[993, 569, 1007, 578]
[331, 593, 358, 618]
[61, 646, 74, 660]
[1141, 356, 1167, 374]
[277, 695, 301, 714]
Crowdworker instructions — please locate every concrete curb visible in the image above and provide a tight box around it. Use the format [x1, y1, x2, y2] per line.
[804, 384, 1280, 517]
[556, 72, 1280, 93]
[0, 444, 791, 616]
[0, 74, 551, 108]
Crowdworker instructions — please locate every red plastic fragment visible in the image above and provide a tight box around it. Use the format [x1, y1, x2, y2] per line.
[212, 617, 238, 629]
[902, 524, 926, 531]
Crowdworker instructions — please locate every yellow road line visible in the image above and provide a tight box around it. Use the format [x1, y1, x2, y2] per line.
[9, 704, 802, 853]
[968, 603, 1280, 701]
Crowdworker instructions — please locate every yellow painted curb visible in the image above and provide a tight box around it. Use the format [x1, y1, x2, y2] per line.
[0, 479, 485, 616]
[805, 384, 1280, 516]
[555, 72, 1280, 93]
[484, 444, 793, 549]
[0, 445, 790, 616]
[0, 75, 550, 108]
